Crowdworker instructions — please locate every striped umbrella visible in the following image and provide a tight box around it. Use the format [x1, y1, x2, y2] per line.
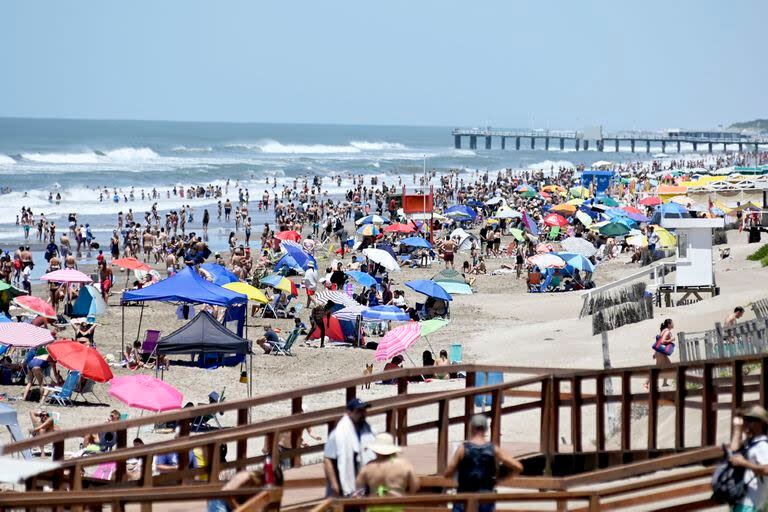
[314, 290, 359, 308]
[357, 224, 381, 236]
[374, 322, 421, 362]
[333, 304, 370, 321]
[0, 323, 54, 348]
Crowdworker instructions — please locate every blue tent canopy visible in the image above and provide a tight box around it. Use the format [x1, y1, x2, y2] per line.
[122, 266, 247, 307]
[200, 263, 239, 286]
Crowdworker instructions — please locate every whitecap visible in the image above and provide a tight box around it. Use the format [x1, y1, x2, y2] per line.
[349, 141, 408, 151]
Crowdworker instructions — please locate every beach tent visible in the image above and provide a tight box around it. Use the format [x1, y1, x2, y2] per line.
[308, 315, 356, 343]
[580, 170, 615, 197]
[650, 202, 690, 225]
[449, 228, 477, 251]
[279, 240, 318, 271]
[157, 311, 251, 355]
[274, 254, 304, 275]
[71, 284, 108, 318]
[0, 403, 30, 459]
[199, 263, 239, 286]
[122, 266, 247, 307]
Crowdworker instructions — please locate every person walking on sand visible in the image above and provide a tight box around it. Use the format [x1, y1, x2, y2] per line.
[443, 415, 523, 512]
[646, 318, 674, 389]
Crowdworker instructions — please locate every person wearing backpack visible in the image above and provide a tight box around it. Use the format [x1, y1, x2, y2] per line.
[721, 405, 768, 511]
[443, 415, 523, 512]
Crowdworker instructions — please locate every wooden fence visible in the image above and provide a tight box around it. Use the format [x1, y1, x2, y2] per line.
[753, 298, 768, 319]
[679, 317, 768, 363]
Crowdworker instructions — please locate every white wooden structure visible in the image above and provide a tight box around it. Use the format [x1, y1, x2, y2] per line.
[661, 218, 724, 288]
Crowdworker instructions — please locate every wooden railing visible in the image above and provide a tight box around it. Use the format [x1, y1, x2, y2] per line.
[752, 298, 768, 319]
[679, 316, 768, 363]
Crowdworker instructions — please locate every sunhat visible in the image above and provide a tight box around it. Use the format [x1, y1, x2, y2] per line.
[742, 405, 768, 425]
[369, 433, 401, 456]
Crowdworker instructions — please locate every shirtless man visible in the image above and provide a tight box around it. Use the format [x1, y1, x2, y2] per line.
[724, 306, 745, 328]
[20, 245, 33, 271]
[165, 251, 177, 277]
[442, 237, 456, 269]
[142, 229, 154, 262]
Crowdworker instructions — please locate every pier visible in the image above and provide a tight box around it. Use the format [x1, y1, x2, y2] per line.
[453, 127, 768, 153]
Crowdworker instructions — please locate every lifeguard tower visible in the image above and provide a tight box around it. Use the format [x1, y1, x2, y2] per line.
[657, 217, 725, 306]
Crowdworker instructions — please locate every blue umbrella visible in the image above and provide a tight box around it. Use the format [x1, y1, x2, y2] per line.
[274, 254, 304, 274]
[655, 202, 688, 215]
[346, 271, 377, 288]
[362, 305, 410, 322]
[405, 280, 452, 301]
[200, 263, 239, 286]
[280, 240, 318, 271]
[0, 314, 11, 323]
[557, 252, 595, 273]
[445, 205, 477, 220]
[400, 236, 432, 249]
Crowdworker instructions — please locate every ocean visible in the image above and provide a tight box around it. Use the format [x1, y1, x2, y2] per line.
[0, 117, 651, 271]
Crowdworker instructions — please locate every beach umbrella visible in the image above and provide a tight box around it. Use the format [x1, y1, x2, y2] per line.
[570, 186, 591, 199]
[400, 236, 432, 249]
[485, 197, 506, 206]
[199, 263, 239, 286]
[526, 253, 566, 269]
[621, 206, 644, 215]
[362, 248, 401, 273]
[420, 318, 448, 337]
[550, 204, 577, 216]
[405, 280, 452, 301]
[520, 190, 538, 199]
[536, 243, 554, 254]
[493, 206, 522, 219]
[274, 254, 304, 274]
[639, 196, 662, 206]
[357, 224, 381, 236]
[444, 210, 473, 221]
[345, 271, 377, 288]
[356, 214, 390, 225]
[109, 375, 182, 413]
[651, 226, 677, 248]
[383, 223, 415, 234]
[362, 305, 410, 322]
[0, 315, 10, 323]
[0, 323, 54, 348]
[13, 296, 56, 320]
[445, 205, 477, 221]
[566, 198, 585, 206]
[597, 196, 619, 207]
[275, 230, 302, 242]
[543, 213, 569, 228]
[0, 457, 60, 484]
[72, 285, 108, 317]
[280, 240, 318, 271]
[259, 274, 297, 295]
[561, 237, 598, 258]
[314, 290, 359, 308]
[542, 185, 566, 194]
[599, 221, 631, 237]
[433, 281, 472, 295]
[515, 184, 536, 193]
[47, 341, 113, 383]
[669, 195, 695, 208]
[626, 235, 649, 247]
[40, 268, 92, 284]
[655, 202, 688, 215]
[333, 304, 370, 321]
[111, 258, 151, 272]
[509, 228, 525, 242]
[374, 322, 421, 362]
[575, 210, 593, 228]
[222, 282, 269, 304]
[522, 212, 539, 236]
[557, 252, 595, 273]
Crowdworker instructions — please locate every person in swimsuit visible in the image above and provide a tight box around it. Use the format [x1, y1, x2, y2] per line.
[442, 237, 456, 269]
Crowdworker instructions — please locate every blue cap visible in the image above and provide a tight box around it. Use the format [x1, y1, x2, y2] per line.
[346, 398, 370, 411]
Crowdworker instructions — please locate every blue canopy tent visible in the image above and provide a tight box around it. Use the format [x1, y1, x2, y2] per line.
[650, 202, 690, 225]
[121, 266, 248, 358]
[280, 241, 318, 272]
[400, 236, 432, 249]
[200, 263, 239, 286]
[580, 170, 615, 197]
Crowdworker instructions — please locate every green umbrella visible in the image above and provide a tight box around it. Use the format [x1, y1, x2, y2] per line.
[520, 190, 537, 199]
[509, 228, 525, 242]
[420, 319, 449, 356]
[599, 221, 630, 237]
[598, 196, 619, 207]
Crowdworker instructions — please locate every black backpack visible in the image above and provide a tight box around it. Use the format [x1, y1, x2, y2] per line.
[711, 439, 766, 505]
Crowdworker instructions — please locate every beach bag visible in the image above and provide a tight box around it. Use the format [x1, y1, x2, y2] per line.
[711, 440, 766, 505]
[652, 334, 675, 356]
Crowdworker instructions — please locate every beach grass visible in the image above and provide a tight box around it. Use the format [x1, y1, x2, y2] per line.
[747, 243, 768, 261]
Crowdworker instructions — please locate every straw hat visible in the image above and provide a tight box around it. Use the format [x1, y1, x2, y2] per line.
[742, 405, 768, 425]
[368, 433, 401, 456]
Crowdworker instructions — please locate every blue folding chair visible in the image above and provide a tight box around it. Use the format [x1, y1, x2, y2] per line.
[449, 344, 463, 364]
[43, 370, 81, 406]
[474, 371, 504, 408]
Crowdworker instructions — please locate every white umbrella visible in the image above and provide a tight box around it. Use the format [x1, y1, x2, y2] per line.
[485, 197, 506, 206]
[493, 206, 522, 219]
[0, 457, 59, 484]
[561, 237, 597, 258]
[362, 248, 401, 273]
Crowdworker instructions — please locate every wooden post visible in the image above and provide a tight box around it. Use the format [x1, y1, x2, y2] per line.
[115, 428, 128, 482]
[346, 386, 356, 404]
[397, 378, 409, 446]
[596, 375, 606, 452]
[620, 372, 631, 451]
[236, 407, 249, 470]
[732, 359, 744, 415]
[490, 389, 502, 446]
[437, 399, 450, 473]
[702, 363, 716, 446]
[647, 368, 659, 451]
[675, 365, 686, 450]
[540, 377, 554, 475]
[761, 356, 768, 409]
[570, 377, 582, 452]
[208, 442, 222, 482]
[291, 396, 303, 468]
[464, 371, 476, 438]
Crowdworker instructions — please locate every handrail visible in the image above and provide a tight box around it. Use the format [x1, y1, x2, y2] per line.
[581, 260, 675, 309]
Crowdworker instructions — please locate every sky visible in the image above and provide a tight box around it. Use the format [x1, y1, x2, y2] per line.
[1, 0, 766, 130]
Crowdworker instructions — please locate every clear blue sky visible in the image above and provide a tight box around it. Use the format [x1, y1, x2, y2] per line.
[1, 0, 765, 130]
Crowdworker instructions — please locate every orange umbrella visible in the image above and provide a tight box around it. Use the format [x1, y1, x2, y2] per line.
[48, 340, 113, 383]
[111, 257, 151, 271]
[550, 204, 577, 216]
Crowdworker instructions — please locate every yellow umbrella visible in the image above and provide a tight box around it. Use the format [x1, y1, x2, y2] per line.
[626, 234, 648, 247]
[223, 282, 269, 304]
[566, 198, 585, 206]
[570, 186, 591, 199]
[550, 203, 577, 216]
[651, 226, 676, 248]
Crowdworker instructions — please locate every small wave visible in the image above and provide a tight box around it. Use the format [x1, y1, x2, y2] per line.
[103, 147, 159, 161]
[226, 139, 362, 154]
[20, 147, 159, 164]
[451, 149, 477, 157]
[0, 154, 15, 165]
[171, 145, 213, 153]
[349, 141, 408, 151]
[527, 160, 576, 172]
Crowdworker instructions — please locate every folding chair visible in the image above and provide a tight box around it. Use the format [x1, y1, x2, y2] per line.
[140, 329, 161, 366]
[261, 296, 281, 318]
[272, 328, 300, 356]
[192, 388, 226, 431]
[75, 378, 103, 404]
[43, 370, 80, 406]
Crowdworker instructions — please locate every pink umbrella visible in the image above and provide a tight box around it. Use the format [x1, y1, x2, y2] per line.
[527, 253, 566, 269]
[108, 375, 183, 412]
[374, 322, 421, 362]
[13, 296, 57, 319]
[40, 268, 93, 284]
[0, 323, 54, 348]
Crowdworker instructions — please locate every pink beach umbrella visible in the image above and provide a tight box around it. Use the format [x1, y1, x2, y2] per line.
[0, 322, 54, 348]
[108, 375, 183, 413]
[40, 268, 93, 284]
[527, 253, 566, 269]
[374, 322, 421, 362]
[13, 296, 57, 319]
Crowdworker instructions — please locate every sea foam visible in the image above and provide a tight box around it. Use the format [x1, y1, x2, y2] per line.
[0, 154, 15, 165]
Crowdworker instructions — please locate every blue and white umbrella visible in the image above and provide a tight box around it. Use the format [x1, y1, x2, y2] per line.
[400, 236, 432, 249]
[362, 305, 410, 322]
[405, 280, 452, 301]
[557, 252, 595, 273]
[345, 271, 377, 288]
[356, 214, 390, 225]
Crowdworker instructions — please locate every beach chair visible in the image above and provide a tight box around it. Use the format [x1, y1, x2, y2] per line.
[43, 370, 80, 406]
[273, 328, 301, 356]
[274, 295, 294, 319]
[528, 272, 542, 293]
[474, 372, 504, 408]
[91, 463, 116, 480]
[192, 388, 226, 431]
[75, 378, 103, 404]
[261, 296, 281, 318]
[449, 344, 463, 364]
[140, 329, 161, 366]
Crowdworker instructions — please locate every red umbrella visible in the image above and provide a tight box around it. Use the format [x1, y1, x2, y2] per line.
[543, 213, 568, 227]
[47, 340, 113, 383]
[275, 230, 301, 242]
[112, 257, 151, 271]
[621, 206, 644, 215]
[384, 223, 415, 234]
[639, 196, 661, 206]
[13, 296, 57, 319]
